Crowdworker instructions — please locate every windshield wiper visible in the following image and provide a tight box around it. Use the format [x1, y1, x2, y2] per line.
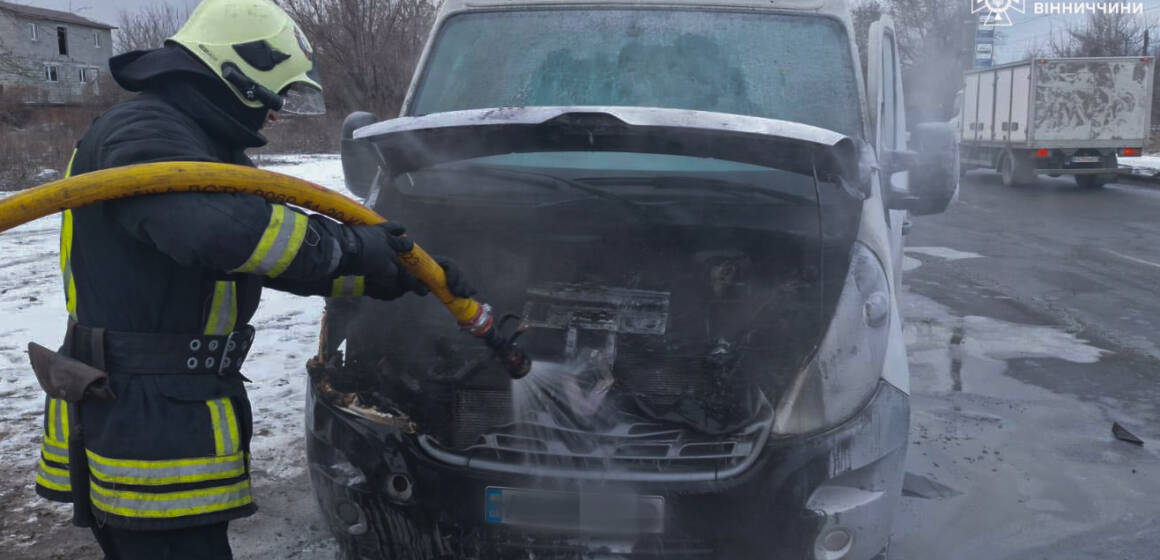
[423, 164, 652, 219]
[572, 175, 814, 205]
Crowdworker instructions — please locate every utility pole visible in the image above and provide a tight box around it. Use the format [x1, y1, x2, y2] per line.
[1144, 28, 1150, 57]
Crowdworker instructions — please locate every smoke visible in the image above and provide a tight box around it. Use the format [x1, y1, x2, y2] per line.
[852, 0, 976, 124]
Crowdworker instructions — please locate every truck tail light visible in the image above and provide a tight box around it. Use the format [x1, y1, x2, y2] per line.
[1120, 147, 1140, 157]
[1034, 148, 1050, 158]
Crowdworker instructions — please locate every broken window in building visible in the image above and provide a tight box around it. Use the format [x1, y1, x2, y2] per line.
[57, 26, 67, 56]
[44, 65, 58, 82]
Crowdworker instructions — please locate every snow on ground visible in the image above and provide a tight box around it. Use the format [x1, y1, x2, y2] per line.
[1117, 154, 1160, 177]
[0, 154, 347, 498]
[902, 246, 984, 273]
[904, 246, 984, 261]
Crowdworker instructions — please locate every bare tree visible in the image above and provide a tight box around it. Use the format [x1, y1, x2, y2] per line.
[115, 3, 190, 54]
[282, 0, 437, 117]
[0, 39, 34, 79]
[1048, 12, 1148, 57]
[0, 13, 35, 80]
[889, 0, 976, 123]
[852, 0, 885, 77]
[851, 0, 975, 123]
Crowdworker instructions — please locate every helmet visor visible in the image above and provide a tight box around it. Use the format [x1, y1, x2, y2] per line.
[281, 82, 326, 115]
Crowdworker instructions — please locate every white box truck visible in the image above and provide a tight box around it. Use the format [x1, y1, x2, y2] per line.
[956, 57, 1154, 188]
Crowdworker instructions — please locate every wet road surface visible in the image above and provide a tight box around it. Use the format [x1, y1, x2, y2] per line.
[892, 172, 1160, 559]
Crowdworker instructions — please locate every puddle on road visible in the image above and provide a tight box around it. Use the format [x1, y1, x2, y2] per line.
[903, 289, 1107, 395]
[894, 288, 1160, 560]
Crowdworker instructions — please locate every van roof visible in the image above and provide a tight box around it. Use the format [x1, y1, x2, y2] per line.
[435, 0, 849, 17]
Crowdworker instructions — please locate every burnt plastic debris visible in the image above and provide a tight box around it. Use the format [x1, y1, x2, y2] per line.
[901, 472, 962, 500]
[1112, 422, 1144, 446]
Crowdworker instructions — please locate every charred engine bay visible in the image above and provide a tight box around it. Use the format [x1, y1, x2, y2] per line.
[317, 171, 857, 463]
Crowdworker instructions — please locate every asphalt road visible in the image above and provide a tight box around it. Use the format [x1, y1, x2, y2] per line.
[891, 171, 1160, 560]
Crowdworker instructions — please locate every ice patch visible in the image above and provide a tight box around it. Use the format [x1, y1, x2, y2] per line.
[958, 315, 1107, 364]
[904, 288, 1108, 396]
[905, 246, 984, 261]
[903, 255, 924, 272]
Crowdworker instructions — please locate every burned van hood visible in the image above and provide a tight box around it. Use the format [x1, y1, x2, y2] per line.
[331, 106, 866, 443]
[354, 106, 858, 180]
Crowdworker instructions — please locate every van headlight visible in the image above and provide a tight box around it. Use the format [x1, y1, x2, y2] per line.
[773, 242, 890, 435]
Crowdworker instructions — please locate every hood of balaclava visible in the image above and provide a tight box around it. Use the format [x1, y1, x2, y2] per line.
[109, 45, 270, 149]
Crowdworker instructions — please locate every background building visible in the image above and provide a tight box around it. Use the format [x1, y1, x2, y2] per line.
[0, 0, 113, 104]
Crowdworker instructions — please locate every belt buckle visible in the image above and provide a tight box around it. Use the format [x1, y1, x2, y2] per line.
[217, 332, 234, 376]
[217, 327, 254, 376]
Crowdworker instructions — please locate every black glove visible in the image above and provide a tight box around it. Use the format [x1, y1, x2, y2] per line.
[343, 222, 421, 300]
[430, 256, 477, 299]
[343, 223, 476, 300]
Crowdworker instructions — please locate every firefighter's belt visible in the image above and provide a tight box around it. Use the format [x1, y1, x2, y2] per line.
[66, 324, 256, 376]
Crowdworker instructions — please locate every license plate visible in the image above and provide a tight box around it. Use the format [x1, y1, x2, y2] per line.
[1071, 156, 1100, 163]
[485, 486, 664, 534]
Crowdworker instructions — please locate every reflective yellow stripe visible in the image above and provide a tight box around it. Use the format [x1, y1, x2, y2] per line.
[222, 399, 239, 456]
[47, 398, 57, 441]
[330, 275, 365, 298]
[87, 450, 247, 486]
[86, 448, 245, 470]
[42, 435, 69, 464]
[47, 398, 70, 447]
[207, 399, 225, 455]
[65, 149, 76, 178]
[61, 149, 77, 318]
[90, 479, 252, 519]
[61, 211, 77, 318]
[231, 205, 308, 278]
[268, 210, 308, 277]
[206, 398, 238, 456]
[59, 399, 68, 440]
[36, 459, 71, 492]
[203, 281, 237, 336]
[38, 461, 69, 478]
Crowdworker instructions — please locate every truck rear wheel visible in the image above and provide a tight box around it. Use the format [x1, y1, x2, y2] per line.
[1000, 152, 1035, 187]
[1075, 174, 1107, 189]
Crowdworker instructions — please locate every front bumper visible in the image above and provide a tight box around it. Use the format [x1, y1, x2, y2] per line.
[1034, 167, 1119, 175]
[305, 380, 909, 560]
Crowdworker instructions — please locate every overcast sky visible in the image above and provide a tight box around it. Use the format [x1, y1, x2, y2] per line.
[13, 0, 1160, 63]
[19, 0, 201, 30]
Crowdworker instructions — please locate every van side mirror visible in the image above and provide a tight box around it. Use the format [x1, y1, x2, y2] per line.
[340, 111, 380, 198]
[886, 122, 958, 216]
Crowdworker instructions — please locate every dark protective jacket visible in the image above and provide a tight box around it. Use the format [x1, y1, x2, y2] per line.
[34, 46, 368, 530]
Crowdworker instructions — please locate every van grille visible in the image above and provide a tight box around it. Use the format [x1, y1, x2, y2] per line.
[418, 394, 772, 482]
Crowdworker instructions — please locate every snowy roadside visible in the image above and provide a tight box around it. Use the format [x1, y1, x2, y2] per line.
[1117, 154, 1160, 179]
[0, 154, 346, 556]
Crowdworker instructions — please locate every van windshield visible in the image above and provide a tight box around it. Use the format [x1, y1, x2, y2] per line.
[409, 10, 863, 137]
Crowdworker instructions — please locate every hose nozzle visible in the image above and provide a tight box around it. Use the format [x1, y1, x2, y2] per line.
[459, 304, 531, 380]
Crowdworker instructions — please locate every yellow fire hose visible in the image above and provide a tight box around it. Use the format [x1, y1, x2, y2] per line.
[0, 161, 530, 378]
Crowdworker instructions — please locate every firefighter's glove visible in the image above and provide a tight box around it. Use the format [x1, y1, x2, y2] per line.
[344, 224, 476, 300]
[427, 256, 477, 299]
[344, 222, 421, 300]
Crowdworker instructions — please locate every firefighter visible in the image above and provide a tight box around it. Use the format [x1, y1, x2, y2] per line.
[32, 0, 473, 557]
